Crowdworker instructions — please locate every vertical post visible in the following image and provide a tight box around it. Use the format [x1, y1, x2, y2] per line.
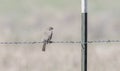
[81, 0, 87, 71]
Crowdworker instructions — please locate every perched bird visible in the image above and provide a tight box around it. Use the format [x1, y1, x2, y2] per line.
[42, 27, 53, 51]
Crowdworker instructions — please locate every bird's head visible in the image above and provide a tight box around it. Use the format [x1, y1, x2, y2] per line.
[49, 27, 53, 31]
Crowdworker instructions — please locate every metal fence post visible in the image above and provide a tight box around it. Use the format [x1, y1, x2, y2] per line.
[81, 0, 87, 71]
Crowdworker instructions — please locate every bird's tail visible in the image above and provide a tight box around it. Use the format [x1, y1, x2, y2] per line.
[42, 42, 46, 51]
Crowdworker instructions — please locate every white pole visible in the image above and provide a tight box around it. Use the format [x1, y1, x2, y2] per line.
[81, 0, 87, 13]
[81, 0, 87, 71]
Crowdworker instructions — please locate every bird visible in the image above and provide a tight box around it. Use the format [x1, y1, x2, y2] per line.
[42, 27, 53, 51]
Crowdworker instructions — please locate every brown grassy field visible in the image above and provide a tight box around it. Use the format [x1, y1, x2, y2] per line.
[0, 0, 120, 71]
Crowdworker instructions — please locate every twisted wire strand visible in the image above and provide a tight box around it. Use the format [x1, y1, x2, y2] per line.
[0, 40, 120, 44]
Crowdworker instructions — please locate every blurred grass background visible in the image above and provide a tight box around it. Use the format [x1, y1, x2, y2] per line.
[0, 0, 120, 71]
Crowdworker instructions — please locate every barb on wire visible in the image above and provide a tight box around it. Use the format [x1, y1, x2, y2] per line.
[0, 40, 120, 44]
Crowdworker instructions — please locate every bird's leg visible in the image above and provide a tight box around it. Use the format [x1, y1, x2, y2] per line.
[47, 38, 52, 44]
[49, 41, 53, 43]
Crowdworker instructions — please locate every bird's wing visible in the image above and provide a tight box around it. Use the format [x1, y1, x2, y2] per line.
[48, 31, 53, 41]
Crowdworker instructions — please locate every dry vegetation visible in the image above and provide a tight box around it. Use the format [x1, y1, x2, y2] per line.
[0, 0, 120, 71]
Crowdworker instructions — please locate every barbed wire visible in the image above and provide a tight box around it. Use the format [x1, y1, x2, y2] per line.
[0, 40, 120, 44]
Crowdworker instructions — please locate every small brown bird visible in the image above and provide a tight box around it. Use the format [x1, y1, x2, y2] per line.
[42, 27, 53, 51]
